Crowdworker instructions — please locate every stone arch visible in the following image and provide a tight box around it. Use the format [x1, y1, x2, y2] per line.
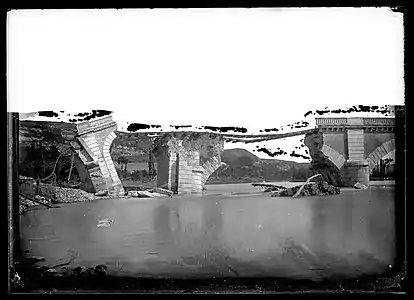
[321, 144, 346, 170]
[102, 132, 124, 194]
[366, 139, 396, 173]
[201, 154, 226, 186]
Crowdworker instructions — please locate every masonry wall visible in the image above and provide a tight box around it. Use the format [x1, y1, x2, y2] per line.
[154, 136, 222, 194]
[177, 150, 204, 194]
[155, 146, 170, 190]
[323, 133, 346, 157]
[73, 154, 95, 193]
[342, 163, 370, 186]
[347, 129, 365, 162]
[168, 150, 179, 192]
[364, 133, 395, 158]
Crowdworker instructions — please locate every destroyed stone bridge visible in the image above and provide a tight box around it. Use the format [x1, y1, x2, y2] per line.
[19, 115, 396, 195]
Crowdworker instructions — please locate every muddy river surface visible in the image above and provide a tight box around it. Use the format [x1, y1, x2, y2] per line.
[20, 183, 396, 280]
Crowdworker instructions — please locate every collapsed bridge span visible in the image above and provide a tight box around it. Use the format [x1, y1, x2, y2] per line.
[19, 115, 396, 194]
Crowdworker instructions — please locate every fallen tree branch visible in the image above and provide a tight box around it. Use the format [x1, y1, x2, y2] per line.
[292, 174, 322, 198]
[67, 152, 74, 182]
[252, 183, 287, 190]
[39, 149, 72, 182]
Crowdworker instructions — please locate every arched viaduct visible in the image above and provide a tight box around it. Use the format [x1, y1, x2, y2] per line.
[315, 117, 395, 186]
[19, 115, 396, 195]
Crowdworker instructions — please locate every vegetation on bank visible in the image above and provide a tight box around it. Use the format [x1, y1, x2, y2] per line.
[19, 141, 82, 189]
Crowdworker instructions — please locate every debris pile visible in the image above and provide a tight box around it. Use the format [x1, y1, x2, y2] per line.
[269, 181, 340, 197]
[19, 176, 174, 214]
[19, 176, 100, 214]
[55, 186, 97, 203]
[19, 195, 51, 214]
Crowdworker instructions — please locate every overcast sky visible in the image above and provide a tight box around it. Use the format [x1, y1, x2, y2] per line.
[8, 8, 404, 162]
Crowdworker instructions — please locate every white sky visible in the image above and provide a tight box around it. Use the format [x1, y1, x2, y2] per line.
[8, 8, 404, 162]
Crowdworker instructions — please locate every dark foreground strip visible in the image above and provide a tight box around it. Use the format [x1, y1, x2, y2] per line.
[10, 259, 406, 293]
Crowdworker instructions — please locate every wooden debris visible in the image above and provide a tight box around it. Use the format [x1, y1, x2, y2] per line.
[148, 187, 174, 197]
[293, 174, 322, 198]
[251, 183, 287, 190]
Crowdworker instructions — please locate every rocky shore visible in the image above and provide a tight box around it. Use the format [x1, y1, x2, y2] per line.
[18, 176, 172, 214]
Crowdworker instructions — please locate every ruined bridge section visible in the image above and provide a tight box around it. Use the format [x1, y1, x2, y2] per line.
[75, 116, 124, 195]
[315, 117, 395, 186]
[153, 133, 225, 194]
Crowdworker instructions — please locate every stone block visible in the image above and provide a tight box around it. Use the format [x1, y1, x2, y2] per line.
[377, 146, 387, 158]
[384, 141, 393, 153]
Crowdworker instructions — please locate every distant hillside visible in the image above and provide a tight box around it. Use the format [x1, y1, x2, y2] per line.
[207, 148, 312, 184]
[220, 148, 260, 166]
[111, 133, 313, 184]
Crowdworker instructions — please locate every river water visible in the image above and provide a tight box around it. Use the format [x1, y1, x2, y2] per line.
[20, 183, 396, 280]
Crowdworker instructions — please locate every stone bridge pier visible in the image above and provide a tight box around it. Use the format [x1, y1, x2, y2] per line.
[311, 117, 396, 187]
[73, 116, 124, 195]
[153, 133, 225, 194]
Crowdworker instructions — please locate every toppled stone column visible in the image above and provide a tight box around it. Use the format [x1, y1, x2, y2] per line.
[76, 116, 124, 195]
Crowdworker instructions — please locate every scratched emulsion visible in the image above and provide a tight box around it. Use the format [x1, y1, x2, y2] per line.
[170, 125, 192, 129]
[20, 186, 395, 280]
[127, 123, 162, 131]
[29, 105, 393, 160]
[37, 111, 59, 118]
[201, 126, 248, 133]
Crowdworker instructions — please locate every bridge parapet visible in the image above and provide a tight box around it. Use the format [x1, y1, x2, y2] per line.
[316, 117, 395, 128]
[316, 118, 348, 126]
[362, 118, 395, 126]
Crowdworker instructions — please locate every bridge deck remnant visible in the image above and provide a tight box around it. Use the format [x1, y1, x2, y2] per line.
[315, 117, 395, 187]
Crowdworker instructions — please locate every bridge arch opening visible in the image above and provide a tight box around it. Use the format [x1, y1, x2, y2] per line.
[366, 140, 396, 180]
[109, 133, 158, 191]
[202, 154, 226, 186]
[366, 139, 395, 172]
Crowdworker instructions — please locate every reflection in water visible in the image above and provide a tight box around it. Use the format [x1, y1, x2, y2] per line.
[343, 197, 353, 248]
[20, 187, 396, 279]
[153, 204, 172, 244]
[309, 198, 327, 255]
[203, 200, 223, 236]
[365, 189, 395, 263]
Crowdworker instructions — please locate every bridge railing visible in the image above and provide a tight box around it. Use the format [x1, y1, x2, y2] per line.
[316, 117, 395, 127]
[363, 118, 395, 126]
[315, 118, 348, 126]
